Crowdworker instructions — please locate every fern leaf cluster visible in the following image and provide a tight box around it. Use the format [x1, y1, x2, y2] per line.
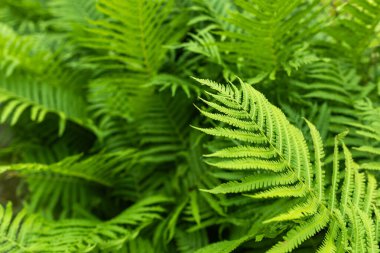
[195, 78, 379, 252]
[0, 0, 379, 252]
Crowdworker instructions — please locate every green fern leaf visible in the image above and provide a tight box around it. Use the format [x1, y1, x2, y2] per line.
[268, 209, 330, 253]
[0, 203, 43, 252]
[203, 172, 296, 194]
[194, 77, 379, 252]
[194, 236, 250, 253]
[264, 198, 319, 223]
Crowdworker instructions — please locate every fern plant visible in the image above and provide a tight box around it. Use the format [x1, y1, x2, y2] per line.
[0, 0, 379, 252]
[193, 78, 379, 252]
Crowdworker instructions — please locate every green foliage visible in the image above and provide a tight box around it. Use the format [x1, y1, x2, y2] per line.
[0, 196, 168, 252]
[194, 78, 378, 252]
[0, 0, 379, 252]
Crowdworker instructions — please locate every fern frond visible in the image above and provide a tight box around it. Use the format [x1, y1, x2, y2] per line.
[0, 23, 93, 135]
[48, 0, 99, 30]
[363, 174, 378, 214]
[316, 223, 338, 253]
[203, 172, 296, 194]
[0, 0, 50, 34]
[87, 74, 146, 120]
[123, 237, 156, 253]
[326, 0, 380, 58]
[130, 89, 193, 163]
[36, 219, 131, 252]
[204, 145, 277, 159]
[1, 1, 379, 252]
[205, 157, 287, 172]
[0, 203, 42, 252]
[25, 195, 167, 251]
[305, 119, 325, 200]
[0, 150, 136, 216]
[246, 183, 307, 199]
[264, 197, 319, 223]
[215, 0, 323, 77]
[193, 235, 250, 253]
[110, 195, 169, 226]
[268, 208, 330, 253]
[357, 207, 379, 253]
[80, 0, 186, 74]
[188, 0, 236, 32]
[194, 77, 379, 252]
[0, 150, 135, 186]
[175, 229, 208, 253]
[291, 59, 380, 166]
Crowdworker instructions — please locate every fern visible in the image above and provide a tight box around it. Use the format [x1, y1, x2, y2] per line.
[0, 150, 137, 217]
[0, 203, 42, 252]
[129, 89, 193, 163]
[325, 0, 380, 62]
[194, 78, 379, 252]
[0, 1, 379, 252]
[79, 0, 186, 75]
[194, 0, 323, 78]
[0, 195, 168, 252]
[0, 23, 94, 136]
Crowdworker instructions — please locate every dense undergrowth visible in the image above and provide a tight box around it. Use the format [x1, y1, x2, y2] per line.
[0, 0, 379, 252]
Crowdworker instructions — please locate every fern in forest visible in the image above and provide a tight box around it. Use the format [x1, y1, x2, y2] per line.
[0, 0, 379, 252]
